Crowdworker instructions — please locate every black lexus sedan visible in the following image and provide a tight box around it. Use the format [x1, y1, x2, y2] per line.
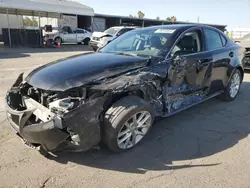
[5, 24, 245, 154]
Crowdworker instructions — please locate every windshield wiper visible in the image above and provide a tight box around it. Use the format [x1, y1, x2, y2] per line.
[114, 52, 139, 57]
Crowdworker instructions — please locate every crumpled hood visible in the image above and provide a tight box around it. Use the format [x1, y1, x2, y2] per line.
[25, 53, 149, 91]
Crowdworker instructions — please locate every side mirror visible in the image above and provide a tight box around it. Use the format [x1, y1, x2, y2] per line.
[172, 55, 181, 66]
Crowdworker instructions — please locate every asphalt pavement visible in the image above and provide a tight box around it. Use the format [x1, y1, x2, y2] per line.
[0, 47, 250, 188]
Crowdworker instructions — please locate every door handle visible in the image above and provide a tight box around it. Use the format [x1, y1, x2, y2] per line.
[229, 52, 234, 58]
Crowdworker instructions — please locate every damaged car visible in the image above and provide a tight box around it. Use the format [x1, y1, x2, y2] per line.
[5, 24, 245, 154]
[89, 26, 138, 51]
[237, 33, 250, 68]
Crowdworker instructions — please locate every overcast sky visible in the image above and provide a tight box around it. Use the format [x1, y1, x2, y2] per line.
[79, 0, 250, 28]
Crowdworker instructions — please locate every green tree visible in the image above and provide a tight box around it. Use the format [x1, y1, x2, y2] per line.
[166, 16, 177, 23]
[137, 11, 145, 18]
[23, 17, 38, 26]
[171, 16, 177, 22]
[156, 16, 160, 20]
[166, 17, 171, 21]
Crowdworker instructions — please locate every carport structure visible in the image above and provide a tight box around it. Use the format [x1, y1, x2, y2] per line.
[0, 0, 94, 47]
[94, 13, 227, 32]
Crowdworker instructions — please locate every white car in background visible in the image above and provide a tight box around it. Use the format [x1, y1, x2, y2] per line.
[89, 26, 138, 50]
[44, 26, 92, 45]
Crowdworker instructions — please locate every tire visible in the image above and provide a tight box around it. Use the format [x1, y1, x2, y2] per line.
[219, 69, 242, 101]
[54, 37, 62, 45]
[83, 38, 90, 45]
[104, 96, 154, 152]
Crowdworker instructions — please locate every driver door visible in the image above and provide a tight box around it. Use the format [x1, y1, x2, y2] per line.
[165, 28, 213, 114]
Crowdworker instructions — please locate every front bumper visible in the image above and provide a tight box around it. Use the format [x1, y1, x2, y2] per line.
[89, 40, 104, 51]
[244, 55, 250, 69]
[5, 91, 69, 152]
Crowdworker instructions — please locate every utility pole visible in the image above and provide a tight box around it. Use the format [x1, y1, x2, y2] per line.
[197, 17, 200, 23]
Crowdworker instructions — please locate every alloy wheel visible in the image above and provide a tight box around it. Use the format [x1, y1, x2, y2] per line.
[229, 72, 241, 98]
[117, 111, 152, 149]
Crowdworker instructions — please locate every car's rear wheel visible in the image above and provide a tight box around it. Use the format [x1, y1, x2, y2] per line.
[104, 96, 154, 152]
[220, 69, 242, 101]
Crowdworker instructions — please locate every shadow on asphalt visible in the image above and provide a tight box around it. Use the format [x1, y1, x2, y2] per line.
[48, 81, 250, 174]
[0, 52, 30, 59]
[0, 44, 92, 59]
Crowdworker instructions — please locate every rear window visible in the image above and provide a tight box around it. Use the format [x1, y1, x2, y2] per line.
[220, 34, 227, 46]
[204, 28, 223, 51]
[117, 28, 134, 36]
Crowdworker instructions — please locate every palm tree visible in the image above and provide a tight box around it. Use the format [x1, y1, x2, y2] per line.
[137, 11, 145, 19]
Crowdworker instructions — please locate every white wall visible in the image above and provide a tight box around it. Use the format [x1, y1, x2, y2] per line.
[0, 14, 23, 35]
[58, 15, 77, 29]
[227, 28, 250, 39]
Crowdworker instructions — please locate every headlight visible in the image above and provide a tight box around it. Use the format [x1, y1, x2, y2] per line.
[48, 88, 86, 114]
[49, 98, 75, 113]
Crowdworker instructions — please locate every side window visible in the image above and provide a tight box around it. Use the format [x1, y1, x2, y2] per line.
[76, 30, 85, 34]
[204, 29, 223, 50]
[171, 30, 202, 57]
[117, 28, 133, 36]
[62, 26, 73, 34]
[220, 34, 227, 46]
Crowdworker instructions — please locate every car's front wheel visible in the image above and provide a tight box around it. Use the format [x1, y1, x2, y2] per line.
[220, 69, 242, 101]
[104, 96, 154, 152]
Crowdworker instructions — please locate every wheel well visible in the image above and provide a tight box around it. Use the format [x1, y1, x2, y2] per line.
[83, 37, 90, 41]
[103, 90, 144, 113]
[99, 90, 145, 137]
[236, 67, 244, 81]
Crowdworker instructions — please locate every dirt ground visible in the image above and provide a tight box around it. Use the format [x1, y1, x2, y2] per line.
[1, 47, 250, 188]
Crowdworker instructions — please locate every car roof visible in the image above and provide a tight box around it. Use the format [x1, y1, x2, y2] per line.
[137, 24, 221, 32]
[111, 26, 138, 29]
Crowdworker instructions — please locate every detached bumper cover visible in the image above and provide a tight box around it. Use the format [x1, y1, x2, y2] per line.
[5, 91, 69, 152]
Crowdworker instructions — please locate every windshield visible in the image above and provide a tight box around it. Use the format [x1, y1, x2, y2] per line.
[104, 27, 120, 35]
[100, 28, 175, 57]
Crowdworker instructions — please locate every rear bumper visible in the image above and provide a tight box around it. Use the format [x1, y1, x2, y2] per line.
[5, 91, 69, 152]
